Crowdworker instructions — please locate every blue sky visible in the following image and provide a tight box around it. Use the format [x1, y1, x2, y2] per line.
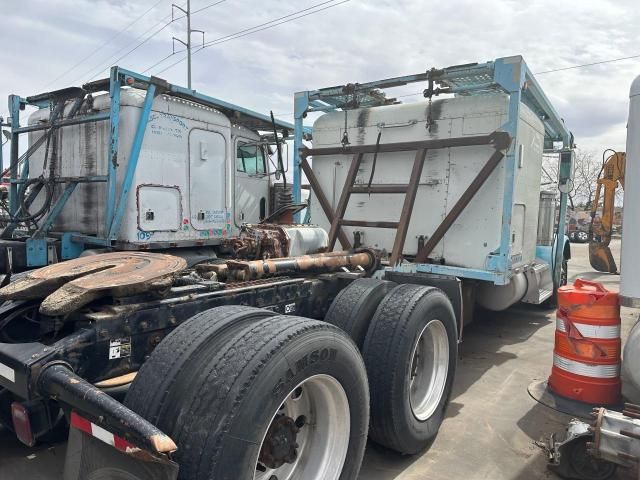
[1, 0, 639, 157]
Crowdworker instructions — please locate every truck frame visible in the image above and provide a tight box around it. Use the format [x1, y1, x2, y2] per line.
[0, 56, 574, 480]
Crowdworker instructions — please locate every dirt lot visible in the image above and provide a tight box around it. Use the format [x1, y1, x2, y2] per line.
[0, 240, 637, 479]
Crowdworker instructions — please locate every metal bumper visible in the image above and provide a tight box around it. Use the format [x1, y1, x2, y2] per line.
[0, 339, 48, 399]
[39, 363, 176, 454]
[0, 340, 174, 448]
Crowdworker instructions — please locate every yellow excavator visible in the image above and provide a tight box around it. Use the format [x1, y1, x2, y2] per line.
[589, 150, 626, 273]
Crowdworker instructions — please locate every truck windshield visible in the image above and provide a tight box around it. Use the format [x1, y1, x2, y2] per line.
[236, 143, 266, 175]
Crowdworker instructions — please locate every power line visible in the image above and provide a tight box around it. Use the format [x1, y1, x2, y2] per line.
[201, 0, 338, 48]
[42, 0, 167, 90]
[367, 54, 640, 100]
[69, 12, 176, 85]
[146, 0, 335, 75]
[143, 52, 178, 73]
[155, 0, 350, 76]
[170, 0, 217, 89]
[86, 19, 176, 81]
[67, 5, 174, 86]
[192, 0, 228, 15]
[141, 0, 232, 75]
[142, 0, 232, 74]
[535, 53, 640, 75]
[80, 0, 228, 84]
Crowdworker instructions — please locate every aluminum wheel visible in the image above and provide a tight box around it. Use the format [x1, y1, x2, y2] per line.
[255, 374, 350, 480]
[577, 231, 589, 242]
[409, 319, 450, 421]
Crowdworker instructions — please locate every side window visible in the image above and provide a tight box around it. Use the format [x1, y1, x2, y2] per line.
[236, 142, 266, 175]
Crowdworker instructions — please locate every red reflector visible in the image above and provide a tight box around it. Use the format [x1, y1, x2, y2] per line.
[70, 411, 93, 434]
[11, 402, 35, 447]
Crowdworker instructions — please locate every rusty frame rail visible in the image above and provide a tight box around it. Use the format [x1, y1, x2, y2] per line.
[299, 133, 504, 159]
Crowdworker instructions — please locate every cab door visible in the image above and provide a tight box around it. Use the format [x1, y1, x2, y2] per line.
[189, 129, 227, 230]
[234, 138, 270, 225]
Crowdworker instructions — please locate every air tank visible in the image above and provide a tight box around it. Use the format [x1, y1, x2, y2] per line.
[620, 74, 640, 307]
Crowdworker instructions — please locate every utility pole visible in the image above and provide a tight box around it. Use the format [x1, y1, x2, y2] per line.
[172, 1, 205, 89]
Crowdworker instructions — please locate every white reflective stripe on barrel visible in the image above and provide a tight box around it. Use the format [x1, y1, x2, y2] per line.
[553, 354, 620, 378]
[556, 317, 621, 339]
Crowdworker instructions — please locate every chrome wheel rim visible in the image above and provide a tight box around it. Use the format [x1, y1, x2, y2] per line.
[255, 374, 350, 480]
[578, 231, 588, 241]
[409, 319, 450, 421]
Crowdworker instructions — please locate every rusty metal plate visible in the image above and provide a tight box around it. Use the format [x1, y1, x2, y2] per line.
[0, 252, 187, 315]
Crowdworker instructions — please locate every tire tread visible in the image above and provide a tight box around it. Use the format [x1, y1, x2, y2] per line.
[363, 284, 457, 453]
[127, 311, 369, 480]
[324, 278, 394, 347]
[125, 305, 273, 424]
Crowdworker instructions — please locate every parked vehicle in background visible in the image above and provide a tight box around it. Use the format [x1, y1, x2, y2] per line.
[570, 228, 590, 243]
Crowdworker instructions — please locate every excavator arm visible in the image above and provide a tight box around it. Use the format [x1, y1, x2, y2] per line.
[589, 151, 625, 273]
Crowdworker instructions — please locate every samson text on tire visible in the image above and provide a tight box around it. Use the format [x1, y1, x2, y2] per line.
[126, 310, 369, 480]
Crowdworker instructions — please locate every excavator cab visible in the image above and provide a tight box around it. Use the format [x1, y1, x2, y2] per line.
[589, 151, 625, 273]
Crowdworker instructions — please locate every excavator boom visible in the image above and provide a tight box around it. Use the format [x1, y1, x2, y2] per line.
[589, 151, 625, 273]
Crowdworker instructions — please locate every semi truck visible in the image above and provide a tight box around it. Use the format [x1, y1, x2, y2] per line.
[0, 56, 573, 479]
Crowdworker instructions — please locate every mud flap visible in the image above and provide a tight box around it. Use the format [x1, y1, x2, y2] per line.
[64, 428, 179, 480]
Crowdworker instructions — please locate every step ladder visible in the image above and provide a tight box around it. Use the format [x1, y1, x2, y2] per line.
[327, 149, 428, 265]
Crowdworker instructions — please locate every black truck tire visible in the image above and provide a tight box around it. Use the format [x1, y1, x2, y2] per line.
[324, 278, 395, 348]
[363, 284, 458, 455]
[125, 305, 275, 425]
[126, 311, 369, 480]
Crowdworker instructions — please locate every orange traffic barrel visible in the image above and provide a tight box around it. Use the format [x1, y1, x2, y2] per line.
[548, 278, 621, 405]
